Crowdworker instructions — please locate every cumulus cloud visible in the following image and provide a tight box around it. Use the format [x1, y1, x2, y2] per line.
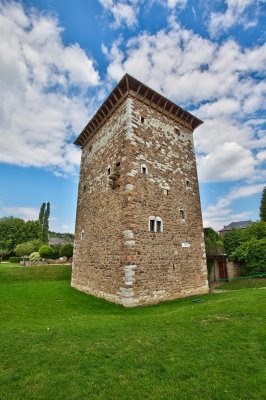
[105, 22, 266, 184]
[98, 0, 139, 28]
[203, 183, 265, 229]
[208, 0, 262, 37]
[0, 2, 100, 175]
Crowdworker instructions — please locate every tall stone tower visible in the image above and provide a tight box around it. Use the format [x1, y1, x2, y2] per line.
[72, 74, 209, 307]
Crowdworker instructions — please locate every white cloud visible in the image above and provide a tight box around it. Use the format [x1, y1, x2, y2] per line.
[0, 2, 99, 175]
[197, 142, 255, 182]
[208, 0, 262, 37]
[203, 183, 265, 229]
[98, 0, 138, 28]
[1, 207, 39, 221]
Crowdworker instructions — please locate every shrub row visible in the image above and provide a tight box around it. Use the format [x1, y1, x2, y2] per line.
[9, 257, 22, 263]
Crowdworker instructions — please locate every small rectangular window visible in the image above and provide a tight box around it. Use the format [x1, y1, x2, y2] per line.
[107, 167, 111, 175]
[156, 220, 162, 232]
[81, 230, 84, 240]
[116, 161, 120, 167]
[179, 209, 185, 220]
[150, 219, 155, 232]
[140, 116, 145, 124]
[83, 185, 86, 193]
[175, 127, 180, 135]
[186, 179, 190, 188]
[141, 166, 147, 174]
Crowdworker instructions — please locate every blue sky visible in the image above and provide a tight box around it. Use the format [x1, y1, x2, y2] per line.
[0, 0, 265, 232]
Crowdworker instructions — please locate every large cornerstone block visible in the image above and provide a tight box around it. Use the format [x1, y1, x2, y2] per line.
[71, 74, 209, 307]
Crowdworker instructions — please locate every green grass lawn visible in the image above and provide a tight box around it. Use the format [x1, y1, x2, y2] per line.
[0, 263, 265, 400]
[218, 277, 266, 291]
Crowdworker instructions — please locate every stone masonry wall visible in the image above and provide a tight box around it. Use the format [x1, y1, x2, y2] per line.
[119, 97, 209, 305]
[72, 95, 209, 306]
[71, 100, 130, 303]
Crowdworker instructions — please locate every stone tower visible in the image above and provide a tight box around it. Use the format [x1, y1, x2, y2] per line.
[71, 74, 209, 307]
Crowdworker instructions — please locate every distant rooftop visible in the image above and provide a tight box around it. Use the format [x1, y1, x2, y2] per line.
[74, 73, 203, 148]
[219, 220, 252, 233]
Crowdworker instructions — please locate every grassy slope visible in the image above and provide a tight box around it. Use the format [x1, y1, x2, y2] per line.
[0, 263, 265, 400]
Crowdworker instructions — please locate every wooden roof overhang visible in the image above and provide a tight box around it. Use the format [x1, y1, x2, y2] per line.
[74, 73, 203, 148]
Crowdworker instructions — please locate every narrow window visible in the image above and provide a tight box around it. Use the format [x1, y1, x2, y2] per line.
[179, 209, 185, 220]
[83, 185, 86, 193]
[149, 219, 155, 232]
[156, 220, 162, 232]
[81, 230, 84, 240]
[141, 164, 148, 175]
[116, 161, 121, 167]
[175, 127, 180, 135]
[107, 167, 111, 176]
[140, 116, 145, 124]
[186, 179, 190, 188]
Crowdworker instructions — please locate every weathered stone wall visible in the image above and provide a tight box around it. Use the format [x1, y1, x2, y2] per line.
[71, 100, 129, 302]
[72, 95, 209, 306]
[120, 97, 208, 305]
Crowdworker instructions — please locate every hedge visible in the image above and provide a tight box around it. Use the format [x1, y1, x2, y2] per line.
[9, 257, 22, 263]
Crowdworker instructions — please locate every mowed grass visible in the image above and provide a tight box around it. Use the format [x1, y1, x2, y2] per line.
[0, 263, 265, 400]
[219, 277, 266, 291]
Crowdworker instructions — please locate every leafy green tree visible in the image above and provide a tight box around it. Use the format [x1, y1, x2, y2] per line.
[21, 220, 41, 243]
[0, 217, 25, 252]
[223, 228, 243, 256]
[15, 240, 42, 257]
[60, 243, 73, 259]
[241, 221, 266, 241]
[231, 238, 266, 274]
[260, 187, 266, 222]
[39, 245, 54, 259]
[204, 227, 220, 255]
[43, 202, 50, 244]
[38, 202, 50, 243]
[0, 249, 9, 263]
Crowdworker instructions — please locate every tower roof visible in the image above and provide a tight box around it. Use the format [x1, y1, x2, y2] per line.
[74, 73, 203, 148]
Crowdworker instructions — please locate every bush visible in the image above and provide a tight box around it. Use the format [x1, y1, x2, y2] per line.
[50, 244, 61, 259]
[60, 243, 73, 259]
[39, 245, 54, 259]
[9, 257, 22, 263]
[29, 252, 41, 261]
[231, 238, 266, 274]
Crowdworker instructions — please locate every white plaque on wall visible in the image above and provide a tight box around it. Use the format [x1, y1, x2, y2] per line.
[181, 242, 190, 248]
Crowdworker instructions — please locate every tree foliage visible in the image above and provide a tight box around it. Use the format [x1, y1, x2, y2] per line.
[38, 202, 50, 243]
[223, 228, 243, 256]
[229, 222, 266, 273]
[15, 240, 42, 257]
[259, 187, 266, 222]
[0, 217, 26, 252]
[60, 243, 73, 259]
[204, 227, 222, 255]
[0, 248, 9, 262]
[29, 252, 41, 261]
[39, 245, 54, 259]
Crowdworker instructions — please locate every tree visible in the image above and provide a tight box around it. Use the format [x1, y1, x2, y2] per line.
[0, 217, 25, 252]
[223, 228, 243, 257]
[231, 238, 266, 274]
[60, 243, 73, 259]
[260, 187, 266, 222]
[38, 202, 50, 243]
[0, 249, 9, 263]
[39, 245, 54, 259]
[43, 202, 50, 244]
[14, 240, 42, 257]
[204, 227, 220, 255]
